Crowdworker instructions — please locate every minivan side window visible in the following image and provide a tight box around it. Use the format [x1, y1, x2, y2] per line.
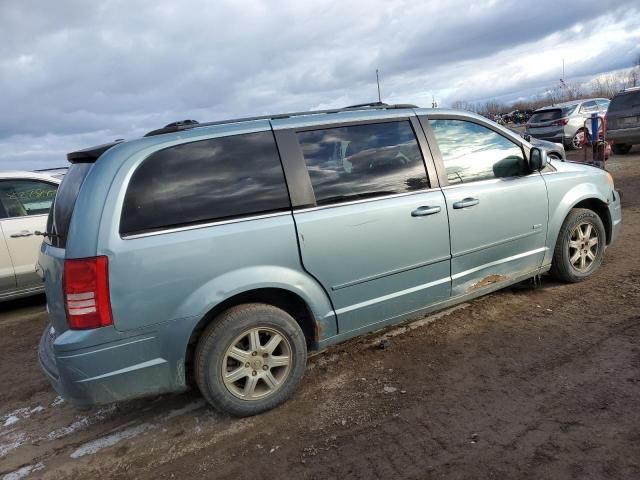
[120, 131, 290, 235]
[429, 119, 526, 185]
[296, 121, 430, 206]
[0, 180, 57, 218]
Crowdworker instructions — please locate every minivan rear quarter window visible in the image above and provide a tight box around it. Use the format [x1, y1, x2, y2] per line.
[47, 163, 92, 248]
[296, 121, 429, 206]
[121, 131, 290, 235]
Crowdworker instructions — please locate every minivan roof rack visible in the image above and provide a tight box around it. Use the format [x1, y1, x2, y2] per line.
[143, 103, 419, 137]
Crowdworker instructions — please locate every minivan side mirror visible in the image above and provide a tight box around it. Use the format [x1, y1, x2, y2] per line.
[529, 147, 548, 171]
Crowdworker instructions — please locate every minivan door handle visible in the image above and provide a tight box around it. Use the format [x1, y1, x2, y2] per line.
[411, 206, 441, 217]
[452, 197, 480, 209]
[10, 230, 34, 238]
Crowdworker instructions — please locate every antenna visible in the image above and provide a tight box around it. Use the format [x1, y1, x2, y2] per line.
[562, 58, 565, 81]
[376, 69, 382, 103]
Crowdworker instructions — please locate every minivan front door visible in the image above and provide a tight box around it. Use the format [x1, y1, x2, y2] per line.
[421, 116, 548, 296]
[275, 118, 451, 336]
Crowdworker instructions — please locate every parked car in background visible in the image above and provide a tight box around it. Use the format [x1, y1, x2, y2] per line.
[606, 87, 640, 155]
[35, 167, 68, 180]
[525, 98, 610, 150]
[512, 130, 566, 160]
[38, 104, 620, 417]
[0, 171, 59, 301]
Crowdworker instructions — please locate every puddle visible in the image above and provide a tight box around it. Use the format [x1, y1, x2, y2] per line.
[70, 423, 153, 459]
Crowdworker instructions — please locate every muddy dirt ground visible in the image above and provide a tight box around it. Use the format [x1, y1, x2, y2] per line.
[1, 149, 640, 480]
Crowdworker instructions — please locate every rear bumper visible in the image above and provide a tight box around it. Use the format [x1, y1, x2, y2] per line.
[38, 316, 200, 408]
[607, 128, 640, 145]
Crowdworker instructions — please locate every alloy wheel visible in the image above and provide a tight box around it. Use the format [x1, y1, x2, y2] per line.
[568, 221, 599, 272]
[572, 130, 587, 149]
[222, 327, 292, 400]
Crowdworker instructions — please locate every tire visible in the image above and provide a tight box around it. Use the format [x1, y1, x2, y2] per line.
[550, 208, 606, 283]
[568, 129, 590, 150]
[194, 303, 307, 417]
[612, 144, 632, 155]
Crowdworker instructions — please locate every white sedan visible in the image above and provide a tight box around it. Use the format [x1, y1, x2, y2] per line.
[0, 171, 60, 301]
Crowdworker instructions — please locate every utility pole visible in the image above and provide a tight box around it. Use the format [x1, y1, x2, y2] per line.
[376, 69, 382, 103]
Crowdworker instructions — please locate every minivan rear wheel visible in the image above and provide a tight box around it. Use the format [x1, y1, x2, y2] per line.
[550, 208, 606, 283]
[194, 303, 307, 417]
[612, 144, 632, 155]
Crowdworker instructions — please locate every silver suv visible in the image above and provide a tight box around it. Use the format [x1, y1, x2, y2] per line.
[38, 104, 621, 417]
[525, 98, 610, 150]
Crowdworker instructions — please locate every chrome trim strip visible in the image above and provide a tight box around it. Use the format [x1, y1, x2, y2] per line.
[122, 211, 292, 239]
[440, 174, 541, 191]
[58, 336, 156, 359]
[332, 255, 451, 290]
[294, 188, 441, 214]
[451, 247, 548, 280]
[77, 357, 167, 382]
[335, 277, 450, 315]
[454, 229, 543, 257]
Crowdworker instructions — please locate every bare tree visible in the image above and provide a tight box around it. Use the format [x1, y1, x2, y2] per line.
[454, 65, 640, 119]
[450, 100, 478, 112]
[628, 54, 640, 88]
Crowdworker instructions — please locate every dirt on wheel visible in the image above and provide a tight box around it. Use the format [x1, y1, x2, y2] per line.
[1, 149, 640, 480]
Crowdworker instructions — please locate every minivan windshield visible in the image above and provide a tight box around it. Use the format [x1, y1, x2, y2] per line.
[608, 91, 640, 113]
[46, 163, 92, 248]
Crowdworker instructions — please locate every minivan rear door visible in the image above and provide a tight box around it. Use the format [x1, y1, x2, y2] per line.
[273, 114, 451, 336]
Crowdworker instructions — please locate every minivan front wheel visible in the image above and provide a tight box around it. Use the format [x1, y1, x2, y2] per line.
[194, 303, 307, 417]
[550, 208, 606, 282]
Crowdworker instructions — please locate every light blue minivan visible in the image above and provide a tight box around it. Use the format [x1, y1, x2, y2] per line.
[38, 104, 621, 416]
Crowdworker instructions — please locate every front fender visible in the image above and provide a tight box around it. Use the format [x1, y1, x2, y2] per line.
[543, 179, 609, 265]
[173, 265, 337, 339]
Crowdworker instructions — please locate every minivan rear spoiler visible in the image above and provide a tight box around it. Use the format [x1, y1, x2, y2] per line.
[67, 140, 124, 163]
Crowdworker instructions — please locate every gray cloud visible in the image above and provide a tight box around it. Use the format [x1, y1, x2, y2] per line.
[1, 0, 639, 169]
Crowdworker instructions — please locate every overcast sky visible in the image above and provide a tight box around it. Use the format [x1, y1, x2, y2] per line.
[1, 0, 639, 170]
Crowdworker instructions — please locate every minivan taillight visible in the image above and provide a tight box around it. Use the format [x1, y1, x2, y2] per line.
[63, 256, 113, 329]
[551, 118, 569, 126]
